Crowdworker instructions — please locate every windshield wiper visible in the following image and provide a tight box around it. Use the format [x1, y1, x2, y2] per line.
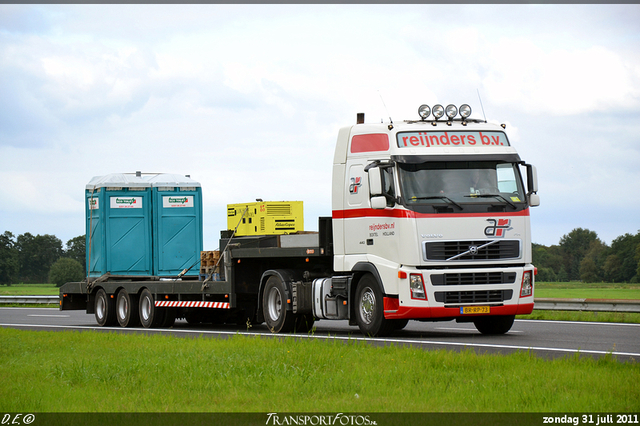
[411, 196, 463, 210]
[464, 193, 517, 209]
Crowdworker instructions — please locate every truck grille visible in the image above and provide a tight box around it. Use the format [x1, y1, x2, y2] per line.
[434, 290, 513, 304]
[430, 272, 517, 286]
[424, 240, 520, 261]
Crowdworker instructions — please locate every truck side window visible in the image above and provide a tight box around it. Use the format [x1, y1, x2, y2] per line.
[381, 167, 396, 207]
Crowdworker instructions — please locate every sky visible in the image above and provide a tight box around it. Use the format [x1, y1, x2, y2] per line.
[1, 4, 639, 251]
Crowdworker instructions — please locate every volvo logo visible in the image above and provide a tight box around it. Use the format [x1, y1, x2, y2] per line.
[468, 245, 478, 255]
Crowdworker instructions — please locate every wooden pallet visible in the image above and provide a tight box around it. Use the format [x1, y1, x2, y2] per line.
[200, 250, 221, 275]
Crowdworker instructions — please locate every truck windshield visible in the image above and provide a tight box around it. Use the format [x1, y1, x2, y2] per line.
[397, 161, 527, 213]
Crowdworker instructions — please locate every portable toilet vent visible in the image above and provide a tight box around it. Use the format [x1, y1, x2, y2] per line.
[85, 172, 153, 277]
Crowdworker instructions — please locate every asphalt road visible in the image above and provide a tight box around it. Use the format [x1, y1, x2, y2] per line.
[1, 307, 639, 362]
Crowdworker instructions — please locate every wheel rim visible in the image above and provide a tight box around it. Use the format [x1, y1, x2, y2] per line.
[359, 287, 375, 325]
[96, 295, 105, 320]
[266, 287, 282, 322]
[141, 296, 151, 322]
[118, 295, 128, 319]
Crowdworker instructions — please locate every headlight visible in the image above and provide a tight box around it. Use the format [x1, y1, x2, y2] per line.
[520, 271, 533, 297]
[418, 104, 431, 120]
[459, 104, 472, 118]
[445, 104, 458, 119]
[410, 274, 427, 300]
[432, 104, 444, 120]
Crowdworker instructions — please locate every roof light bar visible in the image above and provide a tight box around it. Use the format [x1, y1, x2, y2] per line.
[416, 103, 473, 121]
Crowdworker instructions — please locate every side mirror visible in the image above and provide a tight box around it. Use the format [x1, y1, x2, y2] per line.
[526, 164, 538, 194]
[368, 166, 383, 196]
[528, 193, 540, 207]
[370, 196, 387, 210]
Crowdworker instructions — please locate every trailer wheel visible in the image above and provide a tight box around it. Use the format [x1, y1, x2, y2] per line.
[473, 315, 515, 335]
[161, 309, 176, 327]
[354, 274, 393, 337]
[116, 289, 140, 328]
[263, 275, 295, 333]
[94, 288, 116, 327]
[139, 288, 164, 328]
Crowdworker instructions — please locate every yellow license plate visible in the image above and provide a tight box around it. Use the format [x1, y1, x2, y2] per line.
[460, 306, 490, 315]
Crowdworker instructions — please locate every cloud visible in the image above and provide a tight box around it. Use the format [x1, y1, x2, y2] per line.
[482, 40, 640, 115]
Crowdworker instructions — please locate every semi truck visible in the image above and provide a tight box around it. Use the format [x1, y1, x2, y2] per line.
[60, 103, 540, 336]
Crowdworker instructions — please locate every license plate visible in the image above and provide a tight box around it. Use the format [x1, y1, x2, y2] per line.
[460, 306, 490, 315]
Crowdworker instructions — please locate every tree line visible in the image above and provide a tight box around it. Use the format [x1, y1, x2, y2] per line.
[0, 231, 85, 286]
[1, 227, 639, 286]
[534, 228, 640, 283]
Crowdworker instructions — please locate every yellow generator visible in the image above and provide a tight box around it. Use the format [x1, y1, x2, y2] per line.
[227, 201, 304, 236]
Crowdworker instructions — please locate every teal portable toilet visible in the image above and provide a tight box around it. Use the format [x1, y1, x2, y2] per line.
[85, 172, 153, 277]
[147, 174, 203, 277]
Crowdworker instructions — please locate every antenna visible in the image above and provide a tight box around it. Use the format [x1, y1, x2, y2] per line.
[378, 91, 393, 125]
[476, 89, 487, 122]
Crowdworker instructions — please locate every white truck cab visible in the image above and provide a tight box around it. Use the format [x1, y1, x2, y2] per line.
[332, 104, 539, 335]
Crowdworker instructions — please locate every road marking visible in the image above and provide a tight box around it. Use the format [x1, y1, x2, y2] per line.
[1, 322, 638, 359]
[27, 314, 70, 318]
[516, 319, 640, 327]
[434, 326, 522, 333]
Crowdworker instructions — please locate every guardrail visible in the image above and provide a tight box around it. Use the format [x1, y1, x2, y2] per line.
[0, 295, 59, 305]
[534, 298, 640, 313]
[1, 295, 639, 313]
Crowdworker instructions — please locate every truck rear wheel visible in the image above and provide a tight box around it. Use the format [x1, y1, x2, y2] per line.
[473, 315, 515, 335]
[116, 289, 140, 328]
[139, 288, 164, 328]
[263, 275, 295, 333]
[354, 274, 394, 337]
[94, 288, 116, 327]
[294, 314, 315, 333]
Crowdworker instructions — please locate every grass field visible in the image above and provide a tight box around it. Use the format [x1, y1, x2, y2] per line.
[534, 282, 640, 300]
[0, 283, 59, 295]
[0, 327, 638, 413]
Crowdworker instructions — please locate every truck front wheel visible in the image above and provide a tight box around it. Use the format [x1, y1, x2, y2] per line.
[473, 315, 515, 335]
[354, 274, 394, 337]
[94, 288, 116, 327]
[262, 275, 295, 333]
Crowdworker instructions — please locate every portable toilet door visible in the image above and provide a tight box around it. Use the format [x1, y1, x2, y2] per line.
[85, 173, 153, 277]
[85, 183, 106, 278]
[148, 174, 203, 277]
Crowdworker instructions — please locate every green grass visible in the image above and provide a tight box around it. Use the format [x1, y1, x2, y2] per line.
[534, 282, 640, 300]
[0, 283, 59, 295]
[519, 310, 640, 323]
[0, 328, 638, 413]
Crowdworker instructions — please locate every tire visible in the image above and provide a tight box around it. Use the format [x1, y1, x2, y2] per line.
[354, 274, 394, 337]
[262, 275, 295, 333]
[392, 319, 409, 330]
[473, 315, 515, 335]
[116, 289, 140, 328]
[94, 288, 116, 327]
[294, 313, 315, 333]
[139, 288, 164, 329]
[161, 309, 176, 327]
